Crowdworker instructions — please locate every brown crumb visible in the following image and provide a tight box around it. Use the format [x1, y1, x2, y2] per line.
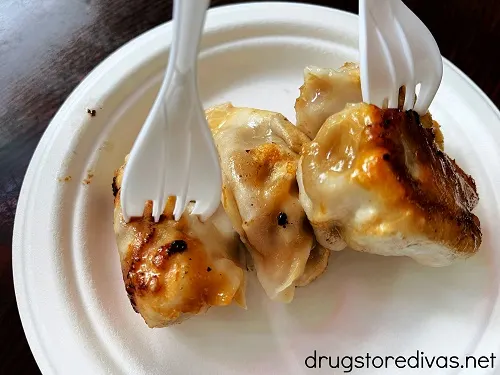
[87, 108, 96, 117]
[58, 175, 72, 182]
[82, 170, 94, 185]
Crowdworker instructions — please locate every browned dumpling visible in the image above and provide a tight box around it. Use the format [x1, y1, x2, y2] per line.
[206, 103, 329, 302]
[294, 63, 444, 150]
[113, 159, 246, 328]
[297, 102, 481, 266]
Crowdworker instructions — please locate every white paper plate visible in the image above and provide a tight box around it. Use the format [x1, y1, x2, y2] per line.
[13, 2, 500, 374]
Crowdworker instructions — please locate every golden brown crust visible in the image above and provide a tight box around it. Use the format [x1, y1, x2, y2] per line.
[113, 162, 245, 328]
[351, 106, 480, 253]
[207, 103, 327, 302]
[299, 102, 481, 264]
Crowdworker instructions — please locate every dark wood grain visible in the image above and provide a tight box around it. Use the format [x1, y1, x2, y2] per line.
[0, 0, 499, 373]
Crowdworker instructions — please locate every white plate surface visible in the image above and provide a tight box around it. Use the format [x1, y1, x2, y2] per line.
[13, 2, 500, 375]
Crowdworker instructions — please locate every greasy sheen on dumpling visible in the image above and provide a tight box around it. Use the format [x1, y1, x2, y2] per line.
[297, 103, 481, 267]
[294, 63, 445, 150]
[113, 159, 246, 328]
[295, 63, 362, 139]
[206, 103, 329, 302]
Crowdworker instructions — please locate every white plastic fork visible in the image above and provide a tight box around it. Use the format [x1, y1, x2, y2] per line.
[120, 0, 222, 223]
[359, 0, 443, 115]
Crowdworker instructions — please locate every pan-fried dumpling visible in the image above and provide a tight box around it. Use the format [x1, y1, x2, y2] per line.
[294, 63, 445, 150]
[206, 103, 329, 302]
[297, 103, 481, 267]
[112, 159, 246, 328]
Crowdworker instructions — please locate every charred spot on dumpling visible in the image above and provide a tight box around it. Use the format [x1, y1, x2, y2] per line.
[112, 176, 119, 197]
[383, 153, 391, 161]
[207, 267, 212, 272]
[277, 212, 288, 227]
[169, 240, 188, 254]
[405, 109, 420, 124]
[125, 273, 139, 312]
[127, 292, 139, 313]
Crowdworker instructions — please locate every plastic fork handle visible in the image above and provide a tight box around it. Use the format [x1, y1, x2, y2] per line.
[169, 0, 210, 75]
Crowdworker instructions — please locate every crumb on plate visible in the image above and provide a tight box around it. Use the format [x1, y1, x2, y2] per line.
[83, 170, 94, 185]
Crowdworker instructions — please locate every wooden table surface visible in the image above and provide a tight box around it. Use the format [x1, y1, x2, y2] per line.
[1, 0, 499, 373]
